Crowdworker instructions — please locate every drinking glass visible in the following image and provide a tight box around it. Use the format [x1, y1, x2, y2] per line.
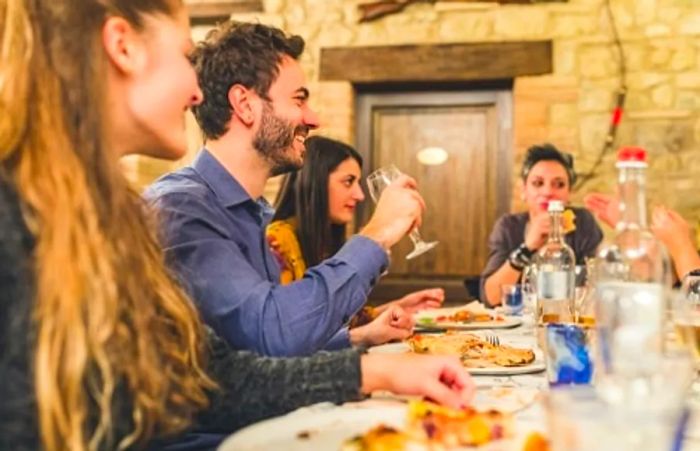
[366, 165, 438, 260]
[672, 280, 700, 404]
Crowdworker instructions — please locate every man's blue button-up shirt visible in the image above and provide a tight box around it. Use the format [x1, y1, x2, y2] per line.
[145, 149, 388, 357]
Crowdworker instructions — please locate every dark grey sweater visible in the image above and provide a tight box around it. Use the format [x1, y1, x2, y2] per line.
[0, 176, 362, 450]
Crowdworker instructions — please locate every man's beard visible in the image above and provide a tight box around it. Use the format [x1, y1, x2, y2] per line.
[253, 102, 308, 176]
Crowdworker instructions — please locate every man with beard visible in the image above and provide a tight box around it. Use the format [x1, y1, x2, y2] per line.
[146, 22, 426, 357]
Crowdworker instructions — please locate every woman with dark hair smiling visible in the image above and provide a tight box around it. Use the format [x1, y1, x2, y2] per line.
[480, 144, 603, 306]
[269, 136, 444, 343]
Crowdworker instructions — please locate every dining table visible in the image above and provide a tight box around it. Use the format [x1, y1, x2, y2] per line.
[218, 306, 700, 450]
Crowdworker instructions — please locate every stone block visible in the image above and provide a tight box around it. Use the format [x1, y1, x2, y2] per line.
[578, 87, 614, 112]
[650, 84, 674, 108]
[550, 103, 579, 126]
[626, 72, 670, 89]
[633, 0, 657, 25]
[263, 0, 285, 14]
[670, 43, 696, 71]
[493, 7, 550, 39]
[677, 72, 700, 88]
[578, 113, 611, 153]
[677, 90, 700, 110]
[578, 46, 618, 78]
[679, 12, 700, 35]
[550, 13, 598, 37]
[553, 40, 578, 75]
[438, 12, 494, 41]
[645, 23, 672, 37]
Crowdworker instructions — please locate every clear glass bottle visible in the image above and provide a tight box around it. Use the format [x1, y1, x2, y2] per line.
[594, 147, 671, 383]
[535, 200, 576, 325]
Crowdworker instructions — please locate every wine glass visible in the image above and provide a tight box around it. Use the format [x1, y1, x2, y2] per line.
[671, 278, 700, 405]
[366, 165, 438, 260]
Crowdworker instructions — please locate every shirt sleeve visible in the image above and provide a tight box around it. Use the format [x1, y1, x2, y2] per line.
[0, 181, 41, 450]
[572, 208, 604, 260]
[153, 193, 388, 357]
[479, 214, 515, 303]
[192, 332, 363, 433]
[323, 327, 351, 351]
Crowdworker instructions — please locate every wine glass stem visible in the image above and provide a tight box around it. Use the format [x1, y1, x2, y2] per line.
[409, 228, 423, 246]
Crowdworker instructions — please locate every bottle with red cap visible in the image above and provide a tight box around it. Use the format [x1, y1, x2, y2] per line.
[594, 147, 671, 390]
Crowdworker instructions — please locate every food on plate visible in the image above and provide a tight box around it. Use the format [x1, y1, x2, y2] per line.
[342, 424, 415, 451]
[407, 333, 536, 368]
[342, 401, 512, 450]
[522, 431, 550, 451]
[418, 309, 503, 326]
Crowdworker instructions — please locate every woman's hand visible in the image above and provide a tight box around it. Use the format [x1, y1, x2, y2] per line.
[360, 353, 476, 409]
[379, 288, 444, 315]
[583, 192, 619, 228]
[524, 211, 550, 251]
[651, 206, 694, 254]
[349, 305, 414, 347]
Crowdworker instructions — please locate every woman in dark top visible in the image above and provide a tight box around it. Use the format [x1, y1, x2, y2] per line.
[0, 1, 474, 450]
[480, 144, 603, 306]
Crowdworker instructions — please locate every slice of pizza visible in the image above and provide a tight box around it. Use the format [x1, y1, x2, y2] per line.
[407, 400, 513, 447]
[434, 309, 504, 324]
[341, 401, 512, 450]
[407, 333, 536, 368]
[341, 424, 424, 451]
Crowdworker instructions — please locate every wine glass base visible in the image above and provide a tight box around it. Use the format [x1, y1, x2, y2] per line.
[406, 241, 438, 260]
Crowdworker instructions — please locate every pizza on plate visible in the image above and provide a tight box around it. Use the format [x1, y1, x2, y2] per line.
[342, 400, 513, 450]
[407, 333, 535, 368]
[422, 309, 503, 325]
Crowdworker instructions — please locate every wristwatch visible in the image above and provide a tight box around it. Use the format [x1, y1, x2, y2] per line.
[508, 243, 535, 271]
[682, 268, 700, 282]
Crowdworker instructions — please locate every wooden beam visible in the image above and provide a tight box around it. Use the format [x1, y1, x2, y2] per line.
[319, 41, 552, 83]
[186, 0, 262, 23]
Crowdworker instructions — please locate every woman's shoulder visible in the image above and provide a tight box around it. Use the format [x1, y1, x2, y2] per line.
[569, 206, 601, 229]
[0, 174, 32, 247]
[493, 211, 528, 232]
[267, 218, 300, 246]
[266, 218, 306, 283]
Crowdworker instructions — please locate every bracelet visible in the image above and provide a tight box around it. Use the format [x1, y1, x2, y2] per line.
[508, 244, 534, 271]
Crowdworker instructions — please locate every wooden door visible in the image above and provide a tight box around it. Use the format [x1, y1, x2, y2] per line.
[356, 91, 512, 302]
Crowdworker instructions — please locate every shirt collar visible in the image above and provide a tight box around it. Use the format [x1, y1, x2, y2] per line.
[192, 148, 252, 208]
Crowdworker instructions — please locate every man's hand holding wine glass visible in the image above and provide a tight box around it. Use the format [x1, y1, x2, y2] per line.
[359, 174, 426, 251]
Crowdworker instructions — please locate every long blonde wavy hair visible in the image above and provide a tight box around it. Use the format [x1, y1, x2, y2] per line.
[0, 0, 214, 449]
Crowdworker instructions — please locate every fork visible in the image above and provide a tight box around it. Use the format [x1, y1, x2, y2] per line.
[484, 333, 500, 347]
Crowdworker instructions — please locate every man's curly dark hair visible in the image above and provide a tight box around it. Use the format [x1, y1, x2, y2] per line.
[190, 22, 305, 140]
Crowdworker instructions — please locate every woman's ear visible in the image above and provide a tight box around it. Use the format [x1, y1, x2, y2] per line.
[228, 84, 256, 126]
[102, 16, 146, 75]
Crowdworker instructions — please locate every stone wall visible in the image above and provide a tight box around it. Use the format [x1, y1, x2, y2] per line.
[127, 0, 700, 237]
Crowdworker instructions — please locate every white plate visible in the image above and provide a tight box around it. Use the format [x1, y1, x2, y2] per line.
[218, 401, 540, 451]
[368, 342, 546, 376]
[415, 306, 522, 331]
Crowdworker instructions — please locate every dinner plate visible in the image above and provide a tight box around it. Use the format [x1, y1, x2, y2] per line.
[367, 341, 546, 376]
[415, 306, 522, 331]
[218, 400, 542, 451]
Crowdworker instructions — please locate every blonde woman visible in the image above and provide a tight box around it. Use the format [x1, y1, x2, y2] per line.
[0, 1, 474, 450]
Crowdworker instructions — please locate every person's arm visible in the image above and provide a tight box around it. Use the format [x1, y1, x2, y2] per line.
[483, 212, 552, 306]
[193, 333, 475, 433]
[651, 206, 700, 280]
[583, 193, 619, 229]
[153, 192, 388, 357]
[0, 182, 41, 450]
[374, 288, 445, 315]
